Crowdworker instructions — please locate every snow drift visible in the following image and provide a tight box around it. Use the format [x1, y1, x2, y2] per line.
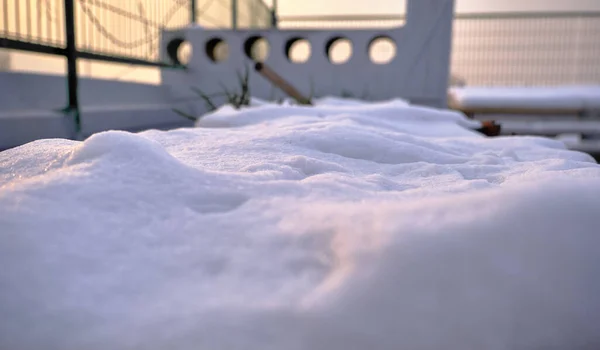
[1, 97, 600, 350]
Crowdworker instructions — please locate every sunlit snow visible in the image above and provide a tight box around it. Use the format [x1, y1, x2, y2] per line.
[1, 97, 600, 350]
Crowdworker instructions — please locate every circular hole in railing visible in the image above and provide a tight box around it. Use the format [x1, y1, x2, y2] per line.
[368, 36, 397, 64]
[166, 38, 193, 65]
[244, 36, 270, 62]
[285, 37, 311, 63]
[206, 37, 229, 63]
[326, 36, 353, 64]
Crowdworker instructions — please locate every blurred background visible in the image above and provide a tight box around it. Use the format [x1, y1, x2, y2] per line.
[1, 0, 599, 86]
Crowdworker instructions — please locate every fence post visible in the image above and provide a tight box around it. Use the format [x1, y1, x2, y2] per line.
[63, 0, 81, 137]
[231, 0, 238, 29]
[190, 0, 197, 24]
[271, 0, 278, 27]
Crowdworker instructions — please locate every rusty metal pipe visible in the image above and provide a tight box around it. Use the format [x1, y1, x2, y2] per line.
[475, 120, 502, 136]
[254, 62, 312, 105]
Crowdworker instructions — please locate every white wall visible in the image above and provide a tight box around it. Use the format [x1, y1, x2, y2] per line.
[162, 0, 455, 115]
[0, 72, 193, 150]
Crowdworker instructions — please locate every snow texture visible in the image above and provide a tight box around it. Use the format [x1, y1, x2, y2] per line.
[1, 97, 600, 350]
[450, 85, 600, 110]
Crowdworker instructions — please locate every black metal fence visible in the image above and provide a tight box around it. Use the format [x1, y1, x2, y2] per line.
[0, 0, 274, 133]
[236, 0, 272, 28]
[2, 0, 188, 66]
[0, 0, 188, 133]
[0, 0, 274, 65]
[279, 12, 600, 87]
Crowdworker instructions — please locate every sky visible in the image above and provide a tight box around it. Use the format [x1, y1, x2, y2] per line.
[276, 0, 600, 15]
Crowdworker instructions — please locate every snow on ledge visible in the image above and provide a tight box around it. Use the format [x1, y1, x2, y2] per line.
[449, 85, 600, 110]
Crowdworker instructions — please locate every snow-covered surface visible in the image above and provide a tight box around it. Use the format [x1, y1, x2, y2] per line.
[449, 85, 600, 110]
[2, 97, 600, 350]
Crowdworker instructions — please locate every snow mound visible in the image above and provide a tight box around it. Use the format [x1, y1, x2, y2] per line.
[1, 98, 600, 350]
